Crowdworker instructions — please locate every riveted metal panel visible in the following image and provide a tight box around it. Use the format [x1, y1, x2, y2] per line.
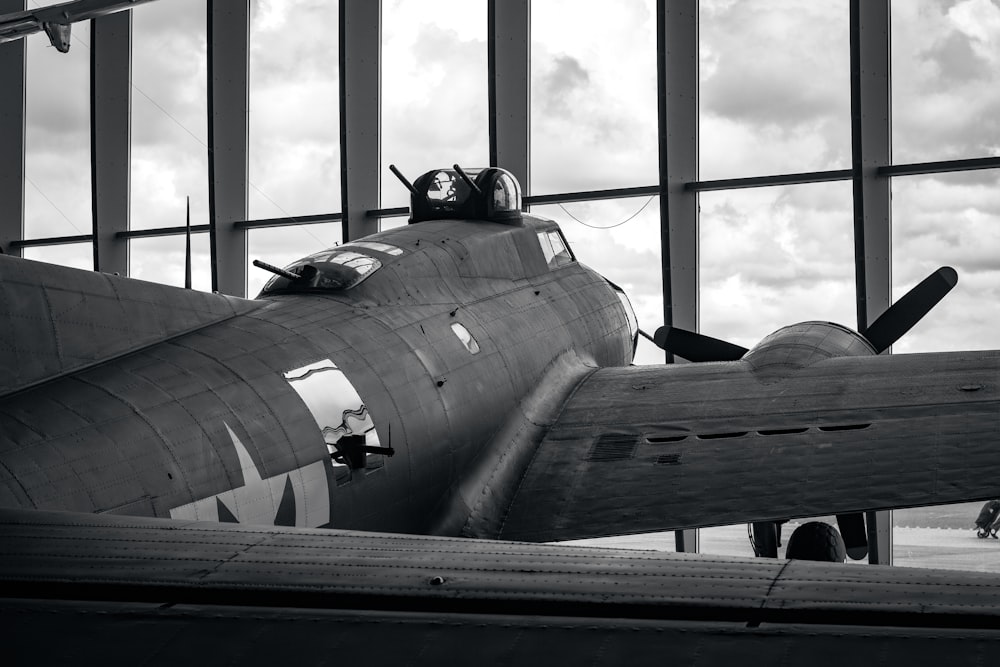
[500, 353, 1000, 542]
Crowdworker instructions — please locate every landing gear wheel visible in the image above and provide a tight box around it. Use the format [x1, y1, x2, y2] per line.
[977, 529, 989, 539]
[785, 521, 847, 562]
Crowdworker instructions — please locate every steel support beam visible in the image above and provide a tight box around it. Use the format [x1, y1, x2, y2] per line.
[339, 0, 380, 242]
[488, 0, 529, 196]
[850, 0, 892, 565]
[659, 0, 699, 554]
[90, 10, 130, 275]
[0, 0, 25, 257]
[207, 0, 249, 296]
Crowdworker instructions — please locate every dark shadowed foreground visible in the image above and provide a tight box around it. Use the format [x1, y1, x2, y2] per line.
[3, 509, 1000, 666]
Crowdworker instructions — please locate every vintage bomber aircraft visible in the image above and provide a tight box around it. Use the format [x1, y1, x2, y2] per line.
[1, 166, 999, 560]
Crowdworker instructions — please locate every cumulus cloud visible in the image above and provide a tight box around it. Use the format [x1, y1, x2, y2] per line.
[699, 182, 857, 348]
[536, 55, 590, 114]
[23, 19, 91, 238]
[698, 0, 851, 179]
[530, 0, 659, 194]
[380, 2, 490, 208]
[891, 171, 1000, 352]
[892, 0, 1000, 161]
[248, 0, 340, 219]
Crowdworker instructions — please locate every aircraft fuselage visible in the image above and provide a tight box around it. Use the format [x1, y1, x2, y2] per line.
[0, 215, 635, 537]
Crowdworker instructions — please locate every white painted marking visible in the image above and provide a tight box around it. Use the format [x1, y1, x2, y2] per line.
[169, 424, 330, 527]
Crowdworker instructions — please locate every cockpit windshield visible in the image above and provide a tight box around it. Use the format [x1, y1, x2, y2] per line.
[259, 248, 383, 295]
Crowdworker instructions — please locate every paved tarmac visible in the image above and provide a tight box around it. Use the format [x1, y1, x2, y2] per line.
[560, 501, 1000, 573]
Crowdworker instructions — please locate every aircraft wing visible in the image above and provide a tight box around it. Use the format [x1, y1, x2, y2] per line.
[0, 254, 262, 398]
[3, 508, 1000, 663]
[498, 351, 1000, 542]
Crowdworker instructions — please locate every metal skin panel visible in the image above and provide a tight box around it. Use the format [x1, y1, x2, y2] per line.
[0, 216, 633, 537]
[500, 350, 1000, 542]
[0, 255, 259, 396]
[3, 509, 1000, 663]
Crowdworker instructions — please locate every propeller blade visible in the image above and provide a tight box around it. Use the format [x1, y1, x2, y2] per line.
[862, 266, 958, 353]
[652, 326, 748, 362]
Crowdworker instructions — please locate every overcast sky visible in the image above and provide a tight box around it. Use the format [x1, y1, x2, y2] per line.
[17, 0, 1000, 359]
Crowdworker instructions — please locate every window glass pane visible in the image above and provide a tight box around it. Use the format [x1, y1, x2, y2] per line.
[529, 197, 662, 365]
[23, 243, 92, 272]
[891, 0, 1000, 163]
[536, 231, 555, 265]
[249, 0, 340, 218]
[131, 0, 209, 231]
[891, 172, 1000, 353]
[700, 182, 856, 352]
[894, 501, 1000, 573]
[247, 223, 341, 297]
[347, 241, 404, 256]
[24, 20, 91, 239]
[892, 171, 1000, 572]
[546, 231, 573, 266]
[129, 235, 212, 291]
[557, 532, 676, 553]
[699, 0, 850, 180]
[531, 0, 657, 195]
[379, 216, 409, 232]
[381, 0, 488, 209]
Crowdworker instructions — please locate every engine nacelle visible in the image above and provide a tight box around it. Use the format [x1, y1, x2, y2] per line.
[742, 321, 875, 382]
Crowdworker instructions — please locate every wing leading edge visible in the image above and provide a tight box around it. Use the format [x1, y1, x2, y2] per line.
[498, 351, 1000, 542]
[0, 255, 262, 398]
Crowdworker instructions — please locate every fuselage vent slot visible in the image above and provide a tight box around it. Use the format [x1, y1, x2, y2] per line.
[818, 423, 871, 432]
[758, 428, 809, 436]
[646, 435, 687, 444]
[654, 453, 682, 466]
[587, 433, 638, 462]
[697, 432, 748, 440]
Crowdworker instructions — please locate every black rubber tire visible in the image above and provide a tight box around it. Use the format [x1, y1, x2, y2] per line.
[785, 521, 847, 562]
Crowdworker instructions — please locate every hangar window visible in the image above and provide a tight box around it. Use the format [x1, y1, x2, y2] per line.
[537, 230, 574, 269]
[451, 323, 481, 354]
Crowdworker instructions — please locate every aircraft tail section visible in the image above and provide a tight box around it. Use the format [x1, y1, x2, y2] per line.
[0, 255, 262, 398]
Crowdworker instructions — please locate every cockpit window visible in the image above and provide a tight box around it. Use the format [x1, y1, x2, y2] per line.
[345, 241, 404, 256]
[608, 281, 639, 360]
[615, 289, 639, 342]
[260, 249, 382, 295]
[537, 230, 574, 269]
